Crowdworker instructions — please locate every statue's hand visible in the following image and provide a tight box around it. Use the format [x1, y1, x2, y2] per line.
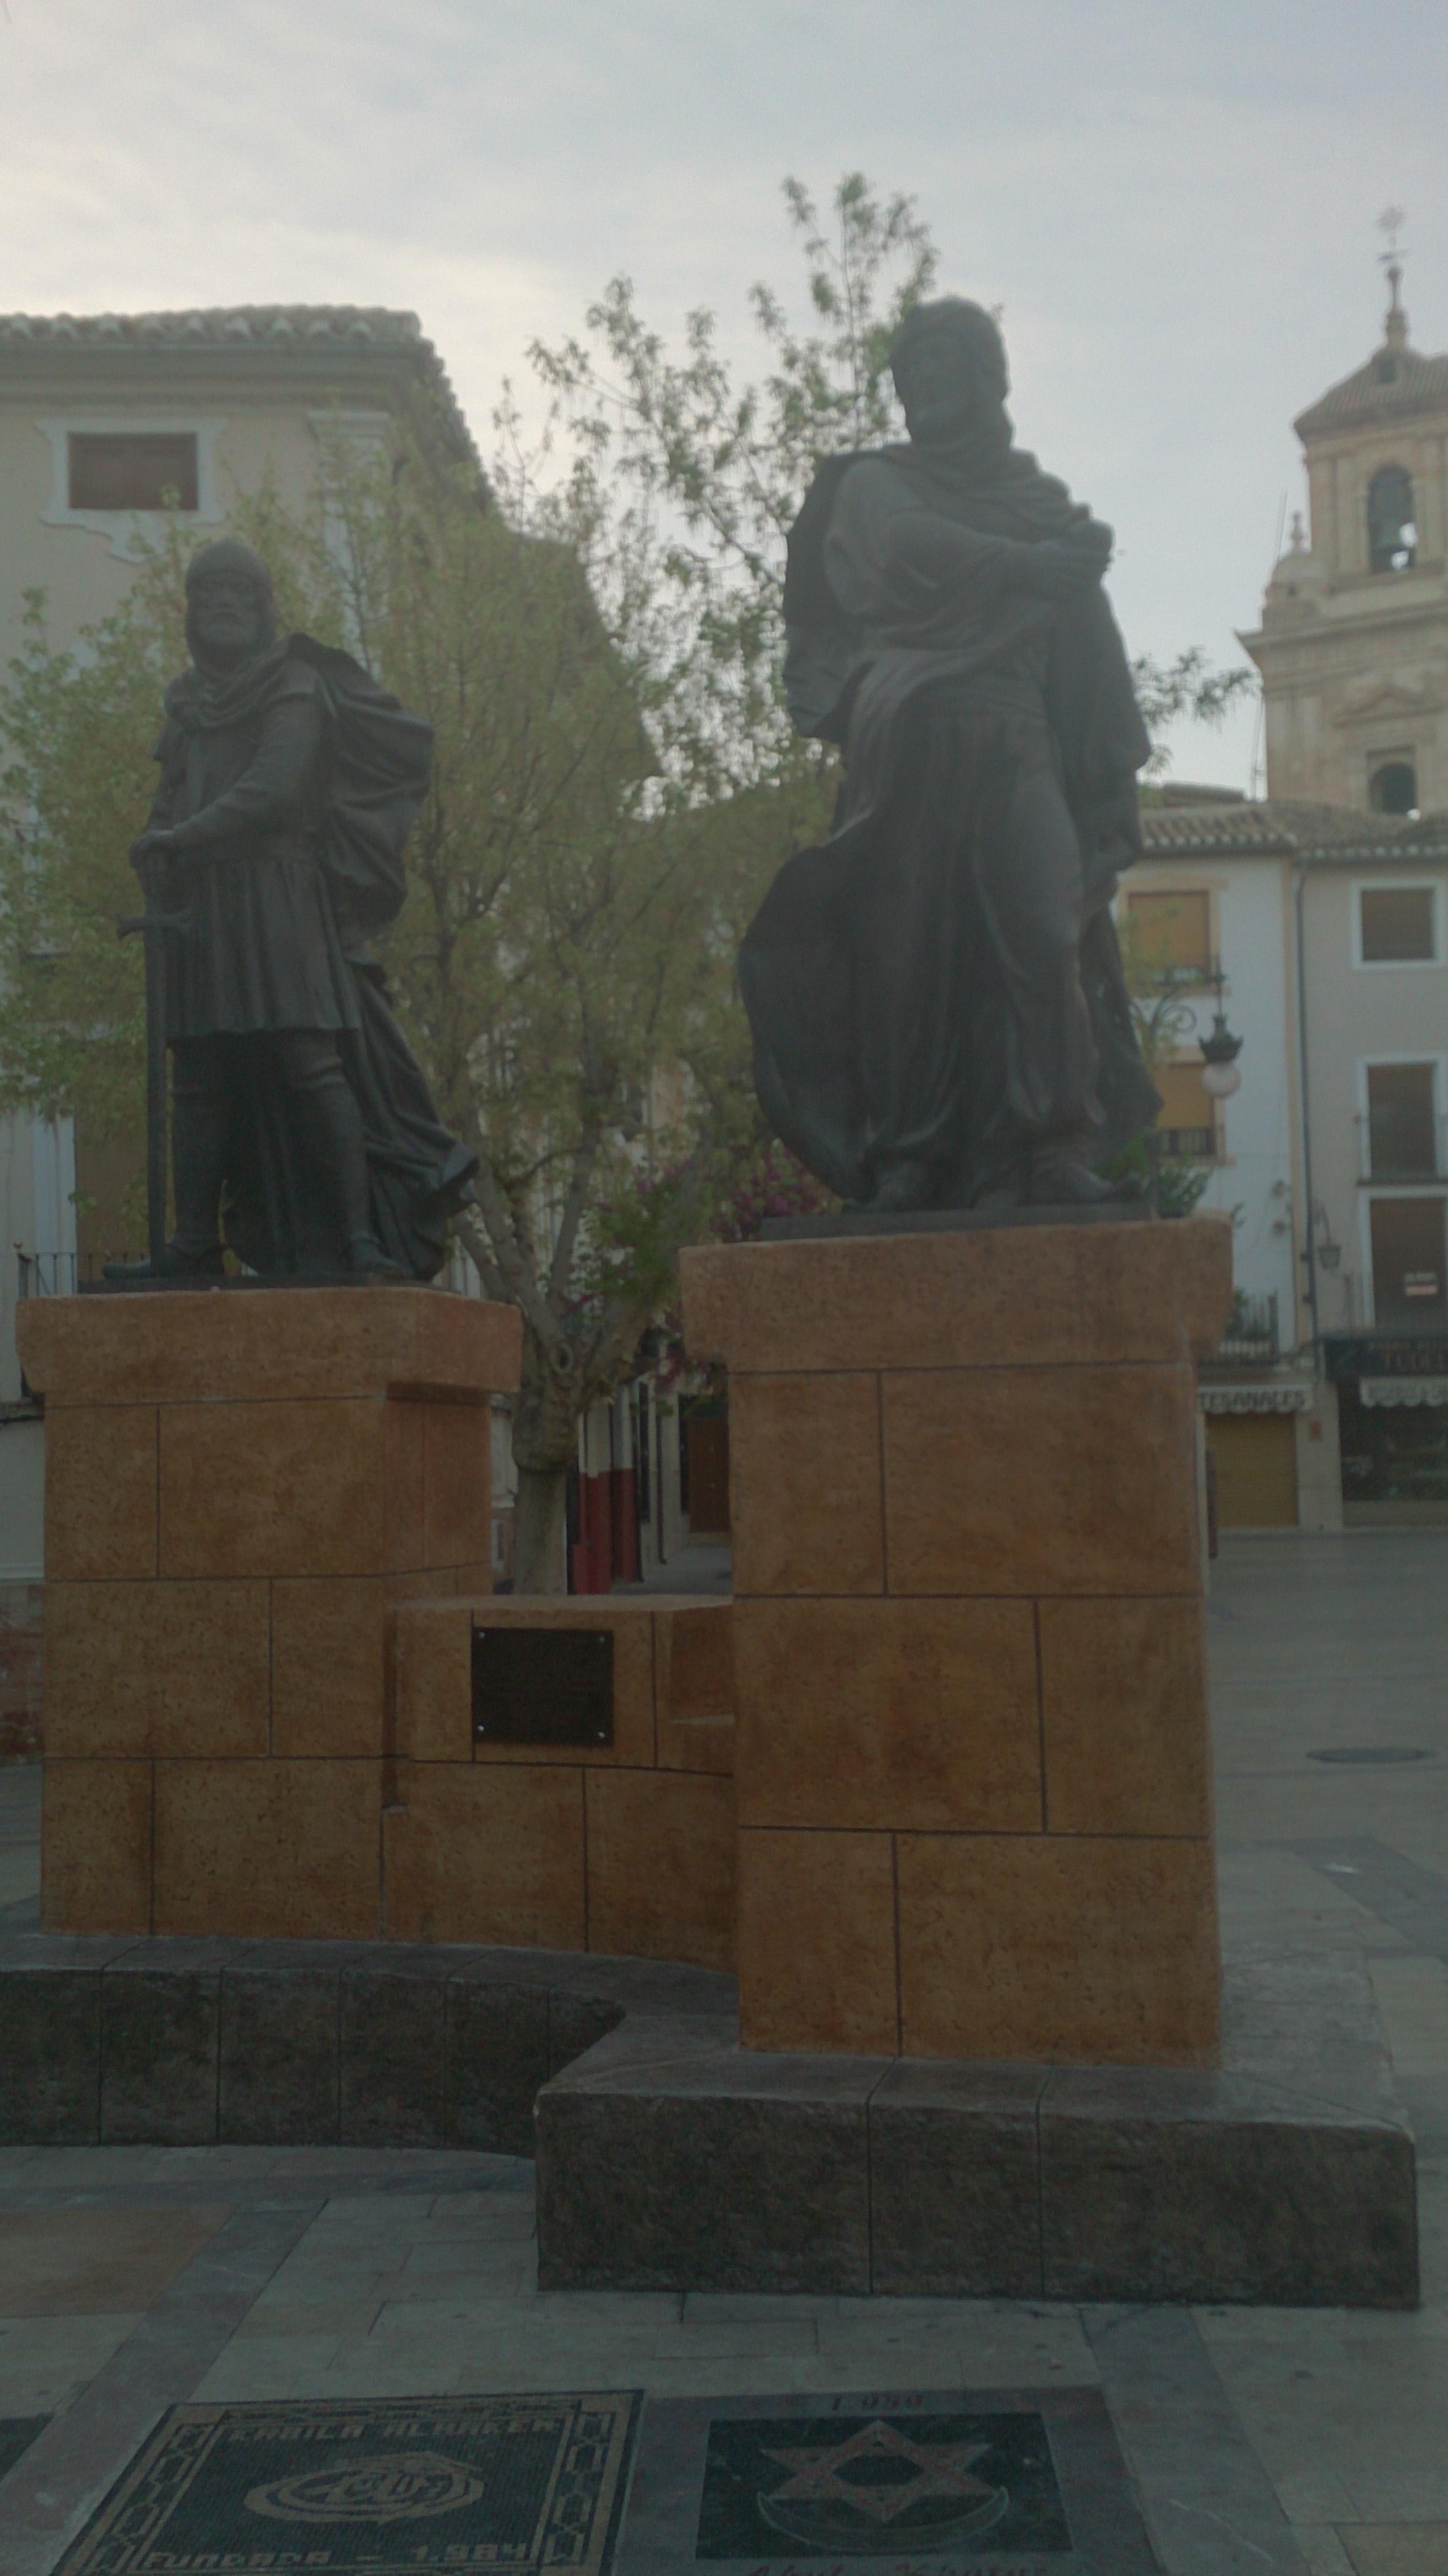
[1072, 515, 1114, 567]
[1024, 538, 1109, 601]
[129, 827, 179, 875]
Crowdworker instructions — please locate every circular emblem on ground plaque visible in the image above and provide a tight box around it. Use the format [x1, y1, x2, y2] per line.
[756, 2418, 1010, 2553]
[245, 2449, 487, 2523]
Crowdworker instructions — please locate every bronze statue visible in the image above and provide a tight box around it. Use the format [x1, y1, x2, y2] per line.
[124, 539, 474, 1279]
[741, 298, 1157, 1214]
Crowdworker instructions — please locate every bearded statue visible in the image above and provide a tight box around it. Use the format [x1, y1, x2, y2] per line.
[742, 298, 1157, 1214]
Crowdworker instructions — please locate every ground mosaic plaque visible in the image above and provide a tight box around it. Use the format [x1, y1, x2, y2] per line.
[56, 2392, 641, 2575]
[697, 2409, 1069, 2558]
[616, 2387, 1160, 2575]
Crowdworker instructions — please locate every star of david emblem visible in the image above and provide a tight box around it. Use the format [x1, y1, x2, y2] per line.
[761, 2416, 996, 2527]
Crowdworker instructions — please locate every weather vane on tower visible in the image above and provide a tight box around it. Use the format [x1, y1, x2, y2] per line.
[1378, 205, 1408, 337]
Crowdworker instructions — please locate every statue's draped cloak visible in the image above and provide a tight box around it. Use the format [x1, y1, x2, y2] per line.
[741, 436, 1157, 1203]
[149, 634, 476, 1277]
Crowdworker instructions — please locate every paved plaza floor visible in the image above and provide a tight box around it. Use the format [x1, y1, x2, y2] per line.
[0, 1534, 1446, 2572]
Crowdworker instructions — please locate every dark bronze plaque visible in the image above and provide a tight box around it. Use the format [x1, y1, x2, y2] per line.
[472, 1624, 614, 1747]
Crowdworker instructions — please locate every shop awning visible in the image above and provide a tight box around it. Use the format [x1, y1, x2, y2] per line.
[1200, 1383, 1313, 1415]
[1359, 1377, 1448, 1408]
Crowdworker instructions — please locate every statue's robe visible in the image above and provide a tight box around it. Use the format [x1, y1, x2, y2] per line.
[740, 432, 1158, 1205]
[147, 635, 476, 1276]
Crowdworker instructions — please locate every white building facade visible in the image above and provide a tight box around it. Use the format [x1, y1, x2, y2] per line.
[0, 306, 479, 1635]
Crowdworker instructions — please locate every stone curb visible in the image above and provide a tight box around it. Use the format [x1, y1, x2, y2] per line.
[0, 1931, 734, 2156]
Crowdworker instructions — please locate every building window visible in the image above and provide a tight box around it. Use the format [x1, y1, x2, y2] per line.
[1124, 889, 1213, 985]
[1367, 463, 1417, 572]
[37, 415, 222, 561]
[1358, 884, 1438, 965]
[1365, 1063, 1441, 1181]
[67, 431, 198, 513]
[1369, 760, 1418, 817]
[1369, 1196, 1447, 1325]
[1154, 1059, 1219, 1162]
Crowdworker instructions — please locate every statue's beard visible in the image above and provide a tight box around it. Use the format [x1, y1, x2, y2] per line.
[902, 393, 1014, 469]
[186, 603, 277, 677]
[905, 395, 975, 446]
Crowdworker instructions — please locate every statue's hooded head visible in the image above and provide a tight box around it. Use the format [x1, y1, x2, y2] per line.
[184, 537, 277, 675]
[889, 298, 1010, 455]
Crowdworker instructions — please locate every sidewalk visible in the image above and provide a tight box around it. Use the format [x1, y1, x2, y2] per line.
[0, 1534, 1445, 2573]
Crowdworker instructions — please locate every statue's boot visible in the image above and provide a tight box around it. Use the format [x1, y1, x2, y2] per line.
[103, 1241, 225, 1283]
[344, 1231, 406, 1279]
[104, 1069, 227, 1281]
[281, 1035, 407, 1279]
[169, 1072, 231, 1265]
[1026, 1143, 1130, 1208]
[855, 1159, 935, 1215]
[970, 1155, 1029, 1216]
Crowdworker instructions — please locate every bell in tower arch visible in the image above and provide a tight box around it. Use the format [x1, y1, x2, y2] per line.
[1367, 463, 1417, 572]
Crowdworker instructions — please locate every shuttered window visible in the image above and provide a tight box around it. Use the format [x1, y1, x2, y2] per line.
[1126, 890, 1212, 981]
[68, 432, 199, 512]
[1359, 885, 1436, 964]
[1155, 1061, 1218, 1161]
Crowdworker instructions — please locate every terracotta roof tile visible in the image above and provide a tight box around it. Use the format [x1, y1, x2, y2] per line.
[1294, 340, 1448, 439]
[1139, 798, 1448, 863]
[0, 303, 478, 469]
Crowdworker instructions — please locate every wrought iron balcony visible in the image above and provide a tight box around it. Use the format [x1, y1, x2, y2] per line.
[1158, 1124, 1220, 1164]
[1217, 1291, 1280, 1365]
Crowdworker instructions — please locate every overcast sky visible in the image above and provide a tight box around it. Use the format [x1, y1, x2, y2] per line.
[3, 0, 1445, 788]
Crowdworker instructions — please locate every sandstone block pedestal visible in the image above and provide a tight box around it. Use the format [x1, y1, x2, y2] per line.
[387, 1592, 735, 1969]
[681, 1212, 1234, 2067]
[17, 1285, 522, 1941]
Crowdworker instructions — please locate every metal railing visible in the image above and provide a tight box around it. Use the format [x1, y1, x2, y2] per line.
[1134, 952, 1224, 994]
[1159, 1124, 1219, 1164]
[1217, 1291, 1280, 1364]
[15, 1249, 141, 1300]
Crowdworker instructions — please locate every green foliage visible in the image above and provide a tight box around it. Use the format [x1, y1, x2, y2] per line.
[1110, 908, 1215, 1218]
[1130, 647, 1257, 780]
[0, 173, 1251, 1548]
[0, 561, 184, 1213]
[523, 170, 935, 793]
[1105, 1126, 1212, 1219]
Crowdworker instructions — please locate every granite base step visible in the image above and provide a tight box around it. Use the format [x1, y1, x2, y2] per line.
[0, 1932, 733, 2156]
[534, 1950, 1419, 2309]
[0, 1933, 1416, 2307]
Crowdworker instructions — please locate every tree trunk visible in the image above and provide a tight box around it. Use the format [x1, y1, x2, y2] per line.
[513, 1460, 570, 1594]
[509, 1324, 586, 1596]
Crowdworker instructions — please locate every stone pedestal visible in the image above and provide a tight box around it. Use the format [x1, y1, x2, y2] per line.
[680, 1212, 1234, 2067]
[16, 1285, 521, 1941]
[387, 1592, 735, 1968]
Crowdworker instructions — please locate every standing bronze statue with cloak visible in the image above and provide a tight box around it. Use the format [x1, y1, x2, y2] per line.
[741, 298, 1157, 1214]
[124, 539, 475, 1279]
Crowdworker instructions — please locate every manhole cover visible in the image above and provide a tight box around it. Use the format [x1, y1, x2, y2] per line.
[1308, 1746, 1432, 1766]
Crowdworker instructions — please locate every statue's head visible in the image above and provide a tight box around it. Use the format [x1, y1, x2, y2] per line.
[185, 538, 277, 671]
[890, 298, 1009, 449]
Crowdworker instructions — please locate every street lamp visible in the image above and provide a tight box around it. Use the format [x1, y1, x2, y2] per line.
[1200, 1008, 1244, 1100]
[1198, 967, 1244, 1099]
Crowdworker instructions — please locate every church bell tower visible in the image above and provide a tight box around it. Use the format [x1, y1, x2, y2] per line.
[1243, 221, 1448, 815]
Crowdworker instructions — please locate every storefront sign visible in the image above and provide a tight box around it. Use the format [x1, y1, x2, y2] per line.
[1324, 1335, 1448, 1381]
